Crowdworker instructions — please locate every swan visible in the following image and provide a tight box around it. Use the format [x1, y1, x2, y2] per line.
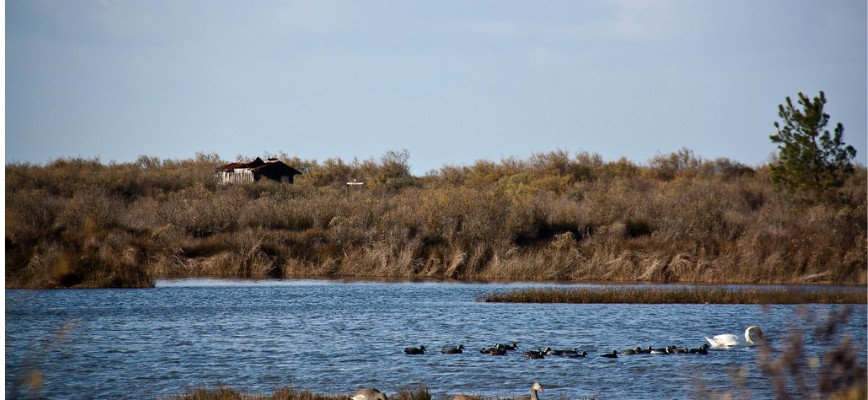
[705, 326, 764, 348]
[515, 382, 544, 400]
[352, 388, 388, 400]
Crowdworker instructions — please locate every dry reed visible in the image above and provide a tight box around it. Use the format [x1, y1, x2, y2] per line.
[480, 287, 868, 304]
[6, 150, 866, 288]
[163, 385, 431, 400]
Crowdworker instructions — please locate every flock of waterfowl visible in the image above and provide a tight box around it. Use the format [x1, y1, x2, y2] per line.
[354, 326, 764, 400]
[404, 341, 710, 359]
[403, 325, 764, 360]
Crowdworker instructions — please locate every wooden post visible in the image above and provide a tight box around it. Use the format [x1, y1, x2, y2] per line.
[346, 179, 364, 197]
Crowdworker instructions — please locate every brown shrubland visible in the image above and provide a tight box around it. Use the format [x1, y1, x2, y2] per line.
[5, 150, 866, 288]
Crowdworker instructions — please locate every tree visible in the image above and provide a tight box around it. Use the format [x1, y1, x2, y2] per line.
[769, 91, 856, 196]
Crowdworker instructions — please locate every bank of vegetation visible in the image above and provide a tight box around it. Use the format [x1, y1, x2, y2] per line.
[165, 385, 436, 400]
[5, 148, 866, 288]
[480, 287, 867, 304]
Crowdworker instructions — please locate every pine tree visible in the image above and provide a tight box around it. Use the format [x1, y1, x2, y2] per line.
[769, 91, 856, 196]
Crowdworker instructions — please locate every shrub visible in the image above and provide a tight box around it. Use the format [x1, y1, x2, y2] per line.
[5, 151, 866, 287]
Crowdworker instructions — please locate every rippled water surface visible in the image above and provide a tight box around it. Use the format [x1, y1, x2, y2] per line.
[6, 280, 867, 399]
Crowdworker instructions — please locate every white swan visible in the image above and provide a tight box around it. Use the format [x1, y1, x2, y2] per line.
[705, 325, 764, 348]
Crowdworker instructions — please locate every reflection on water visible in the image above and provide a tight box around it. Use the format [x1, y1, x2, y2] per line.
[6, 280, 867, 399]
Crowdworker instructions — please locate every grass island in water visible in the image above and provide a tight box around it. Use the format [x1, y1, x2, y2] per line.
[479, 287, 867, 304]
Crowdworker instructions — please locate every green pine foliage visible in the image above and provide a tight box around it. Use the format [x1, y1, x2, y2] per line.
[769, 91, 857, 198]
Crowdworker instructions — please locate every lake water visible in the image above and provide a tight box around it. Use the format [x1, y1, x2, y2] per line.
[5, 280, 867, 399]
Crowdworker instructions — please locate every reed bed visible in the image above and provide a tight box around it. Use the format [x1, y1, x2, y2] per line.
[480, 287, 868, 304]
[6, 150, 866, 288]
[163, 386, 577, 400]
[164, 386, 428, 400]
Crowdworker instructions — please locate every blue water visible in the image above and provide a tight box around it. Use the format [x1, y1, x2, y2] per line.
[5, 280, 867, 399]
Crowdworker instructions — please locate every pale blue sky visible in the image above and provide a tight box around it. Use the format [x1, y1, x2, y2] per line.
[6, 0, 867, 174]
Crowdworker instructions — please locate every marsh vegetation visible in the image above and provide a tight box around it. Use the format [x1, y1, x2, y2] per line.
[164, 385, 434, 400]
[5, 149, 866, 288]
[480, 287, 867, 304]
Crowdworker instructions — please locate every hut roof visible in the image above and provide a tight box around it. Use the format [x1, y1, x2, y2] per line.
[217, 157, 302, 183]
[251, 159, 303, 176]
[217, 157, 266, 171]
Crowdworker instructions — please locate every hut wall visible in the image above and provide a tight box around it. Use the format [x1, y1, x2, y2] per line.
[218, 169, 255, 184]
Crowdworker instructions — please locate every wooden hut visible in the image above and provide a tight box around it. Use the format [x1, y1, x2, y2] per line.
[217, 157, 302, 184]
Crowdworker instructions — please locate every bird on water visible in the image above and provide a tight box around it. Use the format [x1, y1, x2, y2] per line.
[441, 344, 464, 354]
[515, 382, 544, 400]
[600, 350, 618, 358]
[705, 326, 764, 349]
[352, 388, 388, 400]
[524, 349, 545, 359]
[404, 345, 426, 355]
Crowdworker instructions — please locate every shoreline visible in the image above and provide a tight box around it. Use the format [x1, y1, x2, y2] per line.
[11, 277, 864, 305]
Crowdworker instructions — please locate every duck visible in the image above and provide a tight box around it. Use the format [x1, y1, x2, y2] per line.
[671, 346, 691, 354]
[546, 347, 582, 357]
[560, 348, 587, 358]
[662, 345, 683, 354]
[352, 388, 388, 400]
[618, 346, 641, 355]
[600, 350, 618, 358]
[485, 347, 508, 356]
[403, 345, 426, 355]
[488, 349, 506, 356]
[705, 326, 764, 349]
[649, 347, 669, 355]
[480, 345, 507, 355]
[515, 382, 544, 400]
[524, 349, 545, 359]
[441, 344, 464, 354]
[689, 344, 710, 354]
[497, 342, 519, 350]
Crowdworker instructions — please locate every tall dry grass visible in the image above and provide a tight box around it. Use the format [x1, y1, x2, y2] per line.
[6, 150, 866, 288]
[480, 287, 867, 304]
[163, 385, 432, 400]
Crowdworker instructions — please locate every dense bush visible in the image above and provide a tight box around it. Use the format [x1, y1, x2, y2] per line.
[5, 150, 866, 288]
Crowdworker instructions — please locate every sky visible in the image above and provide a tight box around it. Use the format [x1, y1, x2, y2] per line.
[6, 0, 867, 175]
